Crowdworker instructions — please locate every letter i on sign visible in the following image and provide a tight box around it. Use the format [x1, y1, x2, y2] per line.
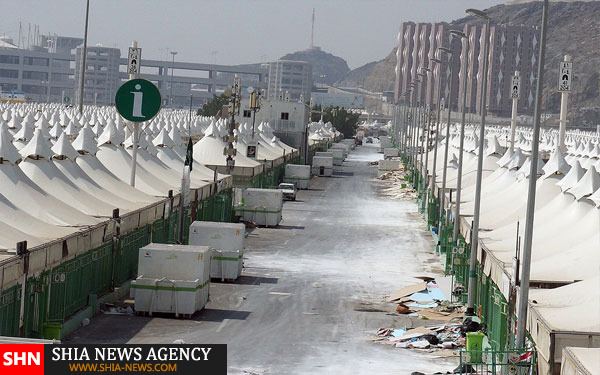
[131, 84, 145, 118]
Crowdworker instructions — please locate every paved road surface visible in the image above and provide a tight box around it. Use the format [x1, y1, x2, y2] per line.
[70, 144, 456, 374]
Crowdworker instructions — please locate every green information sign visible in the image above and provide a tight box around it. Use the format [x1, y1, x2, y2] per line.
[63, 96, 70, 103]
[115, 78, 161, 122]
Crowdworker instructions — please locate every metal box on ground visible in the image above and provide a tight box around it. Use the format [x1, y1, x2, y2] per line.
[383, 148, 399, 158]
[377, 159, 402, 176]
[284, 164, 311, 189]
[311, 156, 333, 176]
[315, 152, 333, 158]
[131, 278, 209, 317]
[328, 148, 345, 166]
[210, 249, 243, 281]
[131, 243, 211, 317]
[236, 188, 283, 226]
[189, 221, 245, 280]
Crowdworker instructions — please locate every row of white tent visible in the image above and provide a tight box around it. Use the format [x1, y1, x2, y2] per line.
[0, 102, 337, 256]
[421, 123, 599, 375]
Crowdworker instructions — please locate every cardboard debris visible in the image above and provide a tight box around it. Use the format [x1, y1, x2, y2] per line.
[398, 326, 434, 340]
[386, 282, 427, 302]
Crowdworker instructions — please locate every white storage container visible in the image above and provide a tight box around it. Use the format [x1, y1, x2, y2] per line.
[132, 243, 211, 317]
[377, 160, 402, 176]
[189, 221, 245, 280]
[383, 148, 399, 158]
[236, 188, 283, 226]
[311, 156, 333, 176]
[379, 136, 393, 152]
[315, 151, 333, 158]
[328, 148, 345, 165]
[284, 164, 311, 189]
[210, 249, 243, 281]
[131, 277, 209, 317]
[137, 243, 211, 281]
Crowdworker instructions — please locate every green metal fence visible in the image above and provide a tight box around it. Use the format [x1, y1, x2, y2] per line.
[0, 285, 20, 336]
[458, 349, 535, 375]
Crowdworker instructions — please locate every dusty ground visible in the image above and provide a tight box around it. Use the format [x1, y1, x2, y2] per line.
[69, 143, 456, 374]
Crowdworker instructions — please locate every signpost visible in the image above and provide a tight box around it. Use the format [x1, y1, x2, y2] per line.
[115, 78, 161, 186]
[558, 60, 573, 92]
[558, 56, 572, 152]
[127, 46, 142, 75]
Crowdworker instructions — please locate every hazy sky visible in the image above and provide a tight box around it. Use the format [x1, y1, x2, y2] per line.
[3, 0, 503, 69]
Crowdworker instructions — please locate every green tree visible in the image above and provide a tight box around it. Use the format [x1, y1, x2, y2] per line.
[311, 105, 360, 138]
[197, 93, 229, 116]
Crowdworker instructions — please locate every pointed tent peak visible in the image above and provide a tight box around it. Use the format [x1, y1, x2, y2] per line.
[517, 155, 545, 180]
[507, 148, 526, 170]
[556, 160, 585, 192]
[7, 115, 22, 129]
[565, 165, 600, 200]
[204, 122, 216, 138]
[143, 133, 159, 156]
[0, 123, 21, 164]
[448, 153, 459, 169]
[49, 122, 63, 138]
[542, 148, 571, 179]
[484, 135, 503, 156]
[13, 118, 34, 141]
[496, 147, 513, 168]
[97, 119, 123, 147]
[19, 128, 54, 160]
[72, 124, 99, 155]
[153, 128, 175, 148]
[51, 132, 79, 160]
[169, 126, 184, 145]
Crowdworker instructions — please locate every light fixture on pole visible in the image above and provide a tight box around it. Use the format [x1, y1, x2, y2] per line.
[436, 46, 454, 230]
[420, 67, 433, 191]
[429, 57, 443, 215]
[464, 7, 492, 316]
[448, 30, 469, 248]
[169, 51, 178, 107]
[77, 0, 90, 115]
[516, 0, 550, 348]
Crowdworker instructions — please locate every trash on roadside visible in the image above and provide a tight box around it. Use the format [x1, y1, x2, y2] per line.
[371, 323, 464, 352]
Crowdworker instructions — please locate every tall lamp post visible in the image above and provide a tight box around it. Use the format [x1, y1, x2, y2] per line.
[465, 7, 492, 316]
[420, 67, 432, 190]
[437, 46, 454, 230]
[429, 57, 443, 201]
[449, 30, 469, 248]
[516, 0, 550, 348]
[416, 72, 427, 189]
[169, 51, 178, 107]
[77, 0, 90, 115]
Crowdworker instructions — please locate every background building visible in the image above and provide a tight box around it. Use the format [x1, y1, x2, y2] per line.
[394, 21, 540, 116]
[263, 60, 312, 102]
[1, 32, 267, 107]
[311, 91, 364, 109]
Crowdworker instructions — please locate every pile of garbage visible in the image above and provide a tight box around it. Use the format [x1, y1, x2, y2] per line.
[376, 170, 415, 200]
[370, 278, 480, 352]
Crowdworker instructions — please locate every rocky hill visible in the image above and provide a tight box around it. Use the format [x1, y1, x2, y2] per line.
[339, 1, 600, 124]
[281, 47, 350, 86]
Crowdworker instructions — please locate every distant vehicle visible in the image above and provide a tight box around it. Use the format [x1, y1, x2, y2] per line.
[366, 137, 373, 144]
[277, 183, 297, 201]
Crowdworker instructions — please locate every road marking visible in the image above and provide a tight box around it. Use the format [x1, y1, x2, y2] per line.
[234, 297, 244, 308]
[331, 324, 338, 338]
[216, 319, 229, 332]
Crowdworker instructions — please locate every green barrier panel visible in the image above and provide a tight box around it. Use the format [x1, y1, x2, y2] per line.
[167, 210, 180, 244]
[489, 289, 509, 351]
[113, 225, 151, 285]
[0, 284, 20, 336]
[151, 218, 168, 243]
[23, 272, 49, 338]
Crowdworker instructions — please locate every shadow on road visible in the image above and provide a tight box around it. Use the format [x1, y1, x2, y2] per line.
[193, 308, 252, 322]
[233, 275, 279, 285]
[275, 224, 305, 230]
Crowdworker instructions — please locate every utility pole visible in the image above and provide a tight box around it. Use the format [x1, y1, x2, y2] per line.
[557, 55, 572, 153]
[129, 40, 139, 187]
[78, 0, 90, 115]
[509, 71, 521, 153]
[516, 0, 549, 348]
[169, 51, 178, 107]
[225, 75, 241, 174]
[465, 9, 492, 316]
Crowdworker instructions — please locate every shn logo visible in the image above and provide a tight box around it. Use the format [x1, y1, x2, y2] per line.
[3, 352, 40, 366]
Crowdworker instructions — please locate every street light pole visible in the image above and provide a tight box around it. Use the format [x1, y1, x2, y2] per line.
[449, 30, 469, 247]
[516, 0, 549, 348]
[429, 58, 443, 207]
[169, 51, 178, 107]
[437, 46, 454, 229]
[465, 8, 492, 316]
[77, 0, 90, 115]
